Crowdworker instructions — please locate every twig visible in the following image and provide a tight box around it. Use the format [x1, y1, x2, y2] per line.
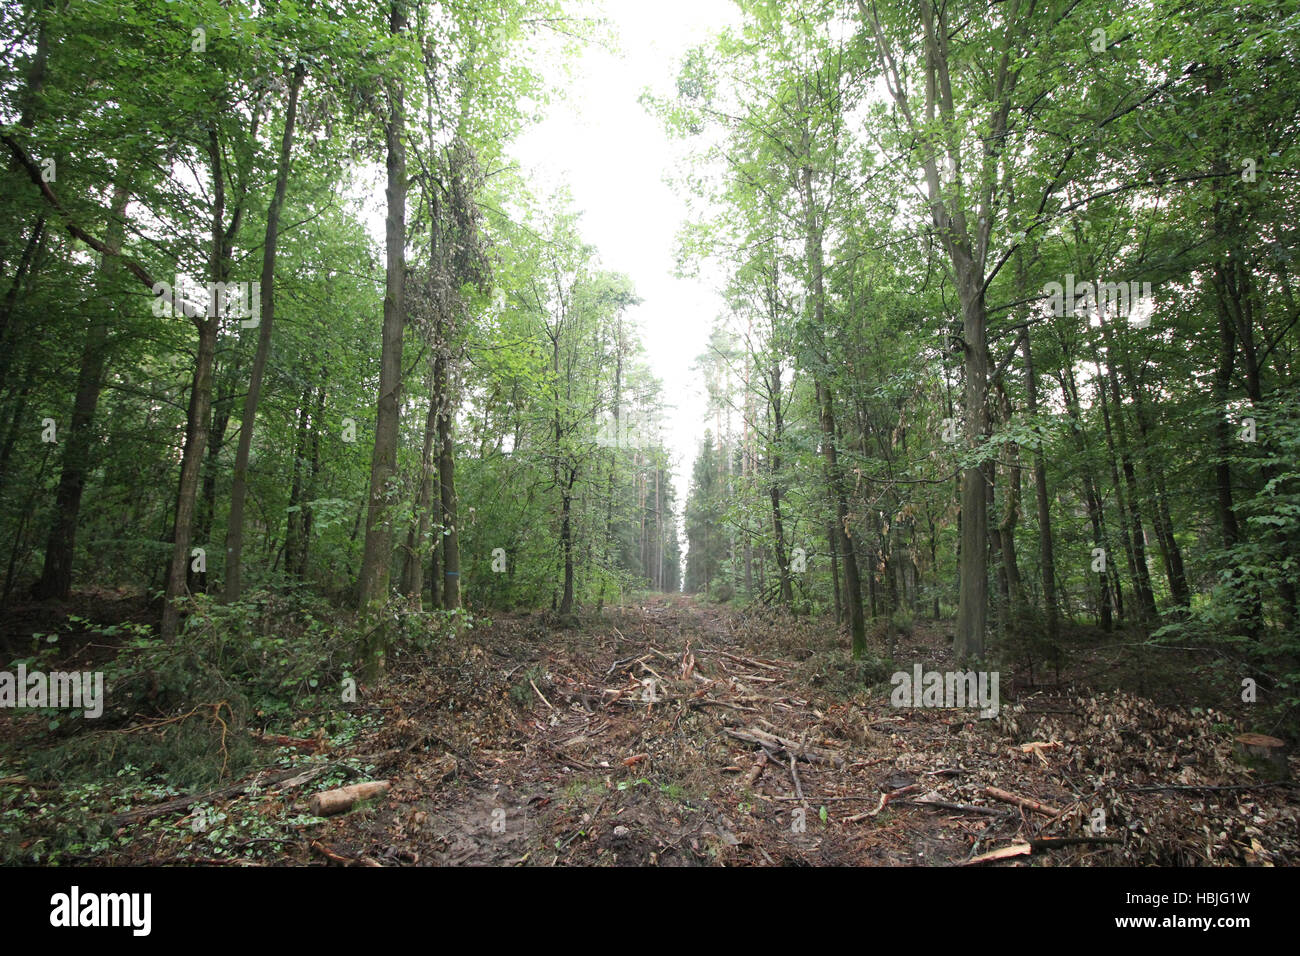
[529, 679, 554, 710]
[907, 795, 1008, 817]
[1028, 835, 1123, 849]
[844, 784, 919, 822]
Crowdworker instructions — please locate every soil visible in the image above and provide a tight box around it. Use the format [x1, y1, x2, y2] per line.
[4, 593, 1298, 866]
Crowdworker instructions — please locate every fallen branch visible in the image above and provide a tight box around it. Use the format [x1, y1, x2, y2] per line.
[963, 843, 1032, 866]
[1028, 835, 1123, 850]
[844, 784, 919, 822]
[1014, 740, 1062, 766]
[963, 834, 1123, 866]
[269, 762, 338, 792]
[542, 743, 603, 771]
[111, 765, 317, 826]
[984, 786, 1061, 817]
[689, 697, 761, 713]
[742, 753, 768, 788]
[604, 653, 649, 677]
[530, 679, 554, 710]
[908, 791, 1008, 817]
[311, 840, 382, 866]
[725, 727, 845, 768]
[709, 649, 787, 672]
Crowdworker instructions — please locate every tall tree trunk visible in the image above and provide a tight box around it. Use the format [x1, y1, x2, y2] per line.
[817, 381, 866, 656]
[0, 363, 36, 503]
[1106, 317, 1191, 607]
[0, 0, 52, 279]
[403, 383, 438, 606]
[1213, 306, 1241, 548]
[32, 183, 130, 599]
[769, 360, 793, 606]
[655, 466, 664, 591]
[559, 468, 575, 614]
[193, 406, 229, 594]
[0, 215, 45, 395]
[1091, 341, 1157, 621]
[988, 462, 1009, 640]
[284, 386, 311, 579]
[995, 380, 1026, 614]
[161, 128, 225, 641]
[798, 140, 864, 655]
[429, 437, 442, 610]
[953, 257, 991, 659]
[1022, 329, 1059, 643]
[225, 63, 304, 602]
[435, 344, 460, 610]
[828, 518, 840, 623]
[1059, 369, 1116, 630]
[357, 1, 408, 632]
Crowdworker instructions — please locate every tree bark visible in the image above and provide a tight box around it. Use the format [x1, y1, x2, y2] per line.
[1059, 367, 1117, 630]
[1091, 337, 1157, 621]
[768, 359, 793, 607]
[161, 128, 226, 641]
[284, 386, 311, 579]
[435, 344, 460, 611]
[559, 468, 576, 614]
[224, 63, 304, 602]
[357, 1, 408, 630]
[32, 183, 130, 599]
[403, 379, 438, 606]
[1022, 329, 1059, 643]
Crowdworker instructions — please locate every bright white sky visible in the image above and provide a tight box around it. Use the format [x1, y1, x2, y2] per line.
[510, 0, 741, 519]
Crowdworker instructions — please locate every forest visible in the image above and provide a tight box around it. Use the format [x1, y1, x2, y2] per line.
[0, 0, 1297, 871]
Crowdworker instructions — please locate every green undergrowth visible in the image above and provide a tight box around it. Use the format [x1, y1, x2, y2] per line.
[0, 590, 474, 862]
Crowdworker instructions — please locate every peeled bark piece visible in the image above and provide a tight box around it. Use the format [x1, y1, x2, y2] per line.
[308, 780, 391, 817]
[1233, 734, 1290, 780]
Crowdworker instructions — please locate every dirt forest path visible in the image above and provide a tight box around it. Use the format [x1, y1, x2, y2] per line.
[292, 595, 1297, 867]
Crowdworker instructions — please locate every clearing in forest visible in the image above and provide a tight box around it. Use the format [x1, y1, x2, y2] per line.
[4, 595, 1295, 867]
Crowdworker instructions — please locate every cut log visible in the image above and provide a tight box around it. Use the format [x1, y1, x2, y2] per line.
[308, 780, 391, 817]
[1233, 733, 1290, 780]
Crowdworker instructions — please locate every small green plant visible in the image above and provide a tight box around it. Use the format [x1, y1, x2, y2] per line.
[890, 606, 914, 638]
[509, 665, 546, 707]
